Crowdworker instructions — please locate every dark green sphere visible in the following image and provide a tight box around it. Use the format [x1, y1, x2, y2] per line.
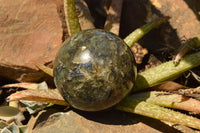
[53, 29, 137, 111]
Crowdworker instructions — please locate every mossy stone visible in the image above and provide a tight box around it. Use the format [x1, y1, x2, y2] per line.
[53, 29, 136, 111]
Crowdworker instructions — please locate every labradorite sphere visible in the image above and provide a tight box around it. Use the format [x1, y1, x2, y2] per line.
[53, 29, 136, 111]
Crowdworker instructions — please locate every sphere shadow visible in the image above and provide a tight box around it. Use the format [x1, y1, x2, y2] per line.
[74, 107, 181, 133]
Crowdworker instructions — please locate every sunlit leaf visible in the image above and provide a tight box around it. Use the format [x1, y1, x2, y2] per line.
[0, 106, 25, 122]
[7, 89, 68, 106]
[1, 82, 48, 90]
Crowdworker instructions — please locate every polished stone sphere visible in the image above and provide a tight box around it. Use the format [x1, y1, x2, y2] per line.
[53, 29, 137, 111]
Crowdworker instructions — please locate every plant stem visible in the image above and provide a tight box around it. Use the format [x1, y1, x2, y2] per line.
[124, 16, 170, 48]
[173, 35, 200, 64]
[130, 91, 200, 114]
[64, 0, 81, 36]
[116, 97, 200, 130]
[133, 51, 200, 92]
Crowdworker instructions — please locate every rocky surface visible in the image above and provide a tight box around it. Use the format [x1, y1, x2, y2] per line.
[32, 110, 183, 133]
[0, 0, 93, 82]
[0, 0, 63, 82]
